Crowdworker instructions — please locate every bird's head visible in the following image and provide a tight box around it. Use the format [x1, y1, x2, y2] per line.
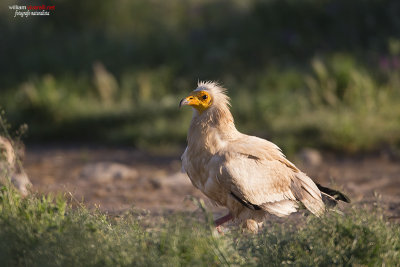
[179, 81, 229, 114]
[179, 90, 212, 113]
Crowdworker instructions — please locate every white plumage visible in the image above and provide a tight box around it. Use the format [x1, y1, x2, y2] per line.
[180, 81, 348, 232]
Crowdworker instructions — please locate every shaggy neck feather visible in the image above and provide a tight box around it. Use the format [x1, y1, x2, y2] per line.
[187, 102, 238, 151]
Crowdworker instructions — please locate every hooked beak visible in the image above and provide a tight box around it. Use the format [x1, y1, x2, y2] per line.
[179, 98, 190, 108]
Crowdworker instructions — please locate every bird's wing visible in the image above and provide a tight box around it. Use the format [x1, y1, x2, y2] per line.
[227, 135, 300, 172]
[212, 135, 324, 216]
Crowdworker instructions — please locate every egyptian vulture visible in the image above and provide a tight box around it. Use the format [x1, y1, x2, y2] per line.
[180, 81, 349, 232]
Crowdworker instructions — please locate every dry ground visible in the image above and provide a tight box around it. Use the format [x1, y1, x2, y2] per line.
[24, 145, 400, 222]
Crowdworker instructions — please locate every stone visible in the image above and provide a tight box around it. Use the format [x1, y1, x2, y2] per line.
[0, 136, 32, 196]
[11, 172, 32, 197]
[298, 148, 322, 167]
[79, 162, 138, 183]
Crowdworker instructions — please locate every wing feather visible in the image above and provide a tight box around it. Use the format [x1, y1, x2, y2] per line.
[211, 134, 324, 216]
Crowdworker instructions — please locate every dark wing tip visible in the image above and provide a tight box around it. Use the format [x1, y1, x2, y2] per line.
[316, 183, 351, 203]
[230, 192, 262, 210]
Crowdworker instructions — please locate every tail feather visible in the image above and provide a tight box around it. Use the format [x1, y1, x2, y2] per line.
[261, 200, 299, 217]
[292, 173, 325, 216]
[316, 183, 350, 203]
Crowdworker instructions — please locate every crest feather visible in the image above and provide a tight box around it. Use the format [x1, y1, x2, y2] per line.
[196, 81, 230, 108]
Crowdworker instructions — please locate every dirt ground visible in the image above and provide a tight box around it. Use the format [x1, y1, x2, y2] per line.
[23, 145, 400, 221]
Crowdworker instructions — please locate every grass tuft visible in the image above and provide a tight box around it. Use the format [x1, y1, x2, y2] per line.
[0, 185, 399, 266]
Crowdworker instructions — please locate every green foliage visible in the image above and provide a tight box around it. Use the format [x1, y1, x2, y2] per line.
[2, 0, 400, 82]
[0, 186, 399, 266]
[237, 210, 400, 266]
[259, 55, 400, 153]
[0, 186, 234, 266]
[1, 54, 400, 153]
[2, 0, 400, 153]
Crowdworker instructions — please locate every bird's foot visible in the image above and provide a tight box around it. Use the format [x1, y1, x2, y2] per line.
[213, 213, 233, 235]
[215, 225, 225, 235]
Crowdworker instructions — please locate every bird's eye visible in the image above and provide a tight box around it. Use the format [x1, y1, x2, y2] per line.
[202, 95, 208, 100]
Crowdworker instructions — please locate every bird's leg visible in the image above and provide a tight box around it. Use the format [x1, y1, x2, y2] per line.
[214, 213, 233, 227]
[214, 213, 233, 234]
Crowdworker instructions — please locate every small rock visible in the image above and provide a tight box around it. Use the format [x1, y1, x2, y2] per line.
[0, 136, 15, 167]
[298, 148, 322, 167]
[11, 172, 32, 197]
[148, 178, 162, 189]
[157, 172, 192, 187]
[0, 136, 32, 196]
[79, 162, 138, 183]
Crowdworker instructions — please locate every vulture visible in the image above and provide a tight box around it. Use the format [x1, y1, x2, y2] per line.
[180, 81, 349, 232]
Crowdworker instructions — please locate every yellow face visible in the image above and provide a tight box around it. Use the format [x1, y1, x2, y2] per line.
[179, 90, 212, 113]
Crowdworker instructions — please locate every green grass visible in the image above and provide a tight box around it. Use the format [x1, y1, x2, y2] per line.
[2, 54, 400, 154]
[0, 185, 399, 266]
[2, 0, 400, 153]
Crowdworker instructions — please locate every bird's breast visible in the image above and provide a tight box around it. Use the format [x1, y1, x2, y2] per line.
[182, 146, 211, 191]
[182, 123, 238, 205]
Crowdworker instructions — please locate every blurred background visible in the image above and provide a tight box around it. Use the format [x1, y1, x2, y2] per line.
[2, 0, 400, 153]
[1, 0, 400, 214]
